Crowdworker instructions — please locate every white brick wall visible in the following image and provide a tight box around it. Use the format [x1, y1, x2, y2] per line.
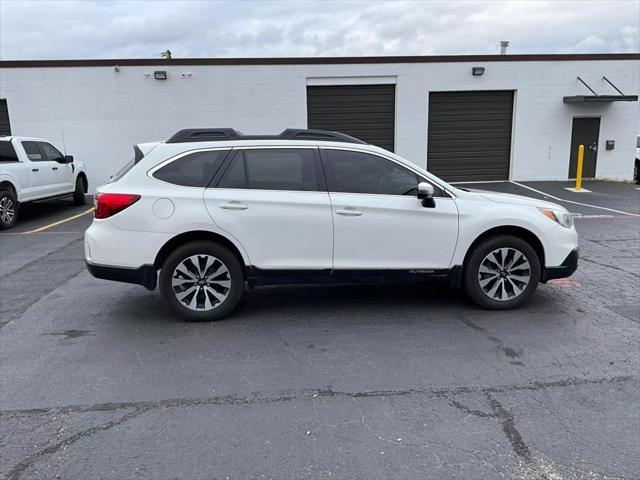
[1, 58, 638, 190]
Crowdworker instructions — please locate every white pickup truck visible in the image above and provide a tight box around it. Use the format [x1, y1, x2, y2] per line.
[0, 136, 89, 229]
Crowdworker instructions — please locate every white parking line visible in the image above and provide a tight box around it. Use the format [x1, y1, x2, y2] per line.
[510, 182, 640, 217]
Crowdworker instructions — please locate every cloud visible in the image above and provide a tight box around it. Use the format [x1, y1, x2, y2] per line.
[0, 0, 638, 59]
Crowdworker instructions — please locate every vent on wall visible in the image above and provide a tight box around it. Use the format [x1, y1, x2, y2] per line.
[0, 99, 11, 136]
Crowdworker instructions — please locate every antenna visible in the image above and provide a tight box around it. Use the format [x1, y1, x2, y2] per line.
[61, 128, 67, 154]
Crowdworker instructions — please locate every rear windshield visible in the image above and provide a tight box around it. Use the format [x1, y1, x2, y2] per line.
[0, 141, 19, 162]
[110, 158, 135, 182]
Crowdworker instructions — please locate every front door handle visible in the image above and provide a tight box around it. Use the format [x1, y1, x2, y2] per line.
[220, 201, 248, 211]
[335, 208, 363, 217]
[52, 167, 58, 170]
[32, 168, 39, 172]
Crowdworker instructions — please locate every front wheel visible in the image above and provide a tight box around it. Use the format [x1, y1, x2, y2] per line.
[159, 241, 244, 321]
[463, 235, 541, 310]
[73, 176, 86, 206]
[0, 189, 18, 230]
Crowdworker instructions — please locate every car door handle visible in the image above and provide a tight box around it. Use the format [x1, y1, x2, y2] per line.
[220, 201, 248, 211]
[335, 208, 363, 217]
[52, 167, 58, 170]
[32, 168, 39, 172]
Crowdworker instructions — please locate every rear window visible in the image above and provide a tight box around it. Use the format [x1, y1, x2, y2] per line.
[22, 141, 44, 161]
[0, 141, 18, 162]
[153, 150, 229, 187]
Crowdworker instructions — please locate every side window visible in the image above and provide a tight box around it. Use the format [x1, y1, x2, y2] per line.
[325, 149, 419, 196]
[21, 141, 44, 161]
[153, 150, 229, 187]
[217, 149, 318, 191]
[39, 142, 64, 162]
[0, 141, 19, 162]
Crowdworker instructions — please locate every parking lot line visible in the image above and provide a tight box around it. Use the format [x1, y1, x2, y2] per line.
[510, 181, 640, 217]
[22, 207, 95, 234]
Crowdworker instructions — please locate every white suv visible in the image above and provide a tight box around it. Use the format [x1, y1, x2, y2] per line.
[85, 129, 578, 321]
[0, 136, 89, 229]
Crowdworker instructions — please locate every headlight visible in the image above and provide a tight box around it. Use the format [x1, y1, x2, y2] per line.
[538, 208, 574, 228]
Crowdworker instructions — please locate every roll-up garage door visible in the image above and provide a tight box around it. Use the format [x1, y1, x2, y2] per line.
[307, 84, 395, 152]
[427, 90, 514, 182]
[0, 100, 11, 136]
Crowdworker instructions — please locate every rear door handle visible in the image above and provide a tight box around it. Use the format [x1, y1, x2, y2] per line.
[220, 201, 248, 211]
[52, 167, 58, 170]
[335, 208, 363, 217]
[32, 168, 39, 172]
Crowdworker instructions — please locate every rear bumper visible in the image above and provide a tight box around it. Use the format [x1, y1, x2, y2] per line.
[541, 248, 579, 282]
[86, 261, 157, 290]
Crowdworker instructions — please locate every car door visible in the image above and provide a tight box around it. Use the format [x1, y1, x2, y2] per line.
[203, 147, 333, 271]
[38, 142, 73, 194]
[20, 141, 58, 198]
[322, 147, 459, 270]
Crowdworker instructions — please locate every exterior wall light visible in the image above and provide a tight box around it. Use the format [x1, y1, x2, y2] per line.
[154, 71, 168, 80]
[472, 67, 485, 76]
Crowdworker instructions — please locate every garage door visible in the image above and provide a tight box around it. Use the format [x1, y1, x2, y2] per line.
[307, 84, 395, 152]
[0, 100, 11, 136]
[427, 90, 514, 182]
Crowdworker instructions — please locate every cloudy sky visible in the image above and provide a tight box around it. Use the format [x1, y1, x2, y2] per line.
[1, 0, 638, 59]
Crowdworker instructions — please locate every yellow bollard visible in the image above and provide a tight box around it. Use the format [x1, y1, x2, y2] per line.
[575, 144, 584, 190]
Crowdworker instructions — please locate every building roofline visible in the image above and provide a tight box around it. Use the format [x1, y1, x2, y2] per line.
[0, 53, 638, 68]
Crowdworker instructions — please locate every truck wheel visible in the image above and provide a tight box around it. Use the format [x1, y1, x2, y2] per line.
[159, 241, 244, 321]
[464, 235, 541, 310]
[73, 177, 86, 206]
[0, 189, 18, 230]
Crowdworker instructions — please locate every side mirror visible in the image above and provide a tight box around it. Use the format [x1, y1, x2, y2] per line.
[417, 182, 436, 208]
[62, 155, 74, 164]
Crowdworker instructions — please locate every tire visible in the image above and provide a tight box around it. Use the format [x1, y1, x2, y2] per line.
[634, 159, 640, 184]
[463, 235, 541, 310]
[73, 176, 86, 206]
[0, 188, 18, 230]
[159, 241, 244, 321]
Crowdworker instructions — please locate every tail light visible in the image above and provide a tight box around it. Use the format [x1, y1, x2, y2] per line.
[95, 193, 141, 219]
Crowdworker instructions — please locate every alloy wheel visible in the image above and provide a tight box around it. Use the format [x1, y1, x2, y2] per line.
[171, 254, 231, 311]
[0, 196, 15, 225]
[477, 247, 531, 301]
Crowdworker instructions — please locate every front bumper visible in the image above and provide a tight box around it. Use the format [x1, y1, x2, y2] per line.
[86, 261, 157, 290]
[541, 248, 579, 282]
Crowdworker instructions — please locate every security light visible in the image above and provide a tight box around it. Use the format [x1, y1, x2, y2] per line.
[154, 71, 168, 80]
[472, 67, 485, 76]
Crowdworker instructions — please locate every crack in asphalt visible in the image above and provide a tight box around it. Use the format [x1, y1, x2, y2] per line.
[3, 374, 632, 417]
[0, 238, 85, 329]
[2, 375, 632, 480]
[485, 392, 533, 465]
[580, 257, 640, 279]
[4, 408, 146, 480]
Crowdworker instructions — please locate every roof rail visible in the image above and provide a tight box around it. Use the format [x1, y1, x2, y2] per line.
[166, 128, 243, 143]
[165, 128, 366, 145]
[279, 129, 366, 144]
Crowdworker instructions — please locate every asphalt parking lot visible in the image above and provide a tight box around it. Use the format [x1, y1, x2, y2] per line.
[1, 181, 638, 480]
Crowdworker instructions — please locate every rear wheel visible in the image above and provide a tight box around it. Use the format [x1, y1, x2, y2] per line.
[73, 176, 86, 206]
[159, 241, 244, 321]
[634, 159, 639, 184]
[463, 235, 541, 309]
[0, 189, 18, 230]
